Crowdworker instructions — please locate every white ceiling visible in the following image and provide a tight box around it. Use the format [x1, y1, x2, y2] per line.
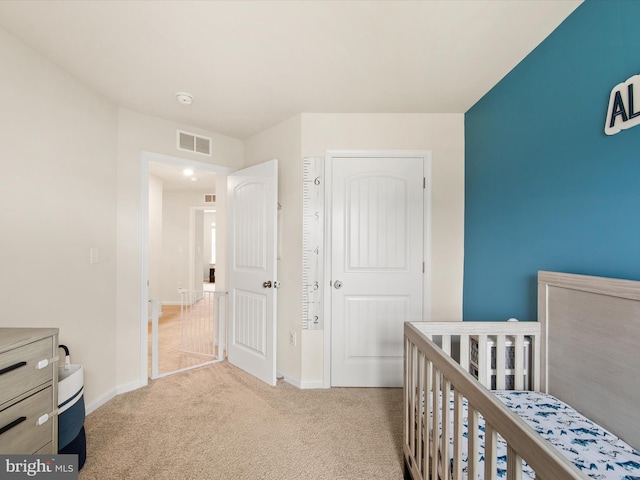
[148, 162, 218, 191]
[0, 0, 582, 142]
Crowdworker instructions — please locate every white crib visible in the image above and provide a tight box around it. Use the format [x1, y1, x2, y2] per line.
[403, 271, 640, 480]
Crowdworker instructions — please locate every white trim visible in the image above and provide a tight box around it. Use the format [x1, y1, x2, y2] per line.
[140, 151, 233, 389]
[277, 370, 301, 388]
[85, 388, 117, 415]
[422, 152, 433, 322]
[322, 154, 333, 389]
[143, 151, 233, 173]
[85, 380, 146, 415]
[300, 380, 326, 389]
[116, 380, 144, 395]
[322, 149, 433, 388]
[140, 157, 150, 390]
[277, 370, 325, 389]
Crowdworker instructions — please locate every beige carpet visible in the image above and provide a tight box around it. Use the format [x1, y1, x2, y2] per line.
[80, 362, 405, 480]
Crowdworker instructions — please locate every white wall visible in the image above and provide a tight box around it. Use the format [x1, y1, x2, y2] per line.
[115, 109, 244, 393]
[150, 180, 217, 303]
[159, 190, 215, 304]
[0, 27, 118, 407]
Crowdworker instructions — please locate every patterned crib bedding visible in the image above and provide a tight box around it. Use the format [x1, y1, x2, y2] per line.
[448, 390, 640, 479]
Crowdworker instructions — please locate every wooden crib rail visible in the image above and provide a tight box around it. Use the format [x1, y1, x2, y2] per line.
[404, 322, 588, 480]
[410, 321, 541, 392]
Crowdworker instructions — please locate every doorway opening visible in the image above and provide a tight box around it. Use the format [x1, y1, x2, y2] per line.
[142, 152, 232, 380]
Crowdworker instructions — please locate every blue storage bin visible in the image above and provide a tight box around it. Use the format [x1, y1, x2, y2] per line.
[59, 426, 86, 470]
[57, 346, 86, 470]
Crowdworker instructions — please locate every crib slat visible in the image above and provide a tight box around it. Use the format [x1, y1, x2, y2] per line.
[507, 445, 523, 480]
[484, 423, 498, 479]
[422, 357, 432, 480]
[477, 334, 489, 388]
[416, 351, 424, 473]
[410, 344, 424, 468]
[441, 378, 451, 480]
[514, 335, 524, 390]
[459, 334, 469, 373]
[406, 340, 415, 456]
[431, 370, 441, 480]
[411, 341, 416, 449]
[452, 391, 464, 479]
[442, 334, 452, 356]
[532, 334, 541, 391]
[496, 335, 506, 390]
[468, 406, 479, 479]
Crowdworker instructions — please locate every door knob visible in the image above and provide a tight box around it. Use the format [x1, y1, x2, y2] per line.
[263, 281, 272, 288]
[334, 280, 342, 289]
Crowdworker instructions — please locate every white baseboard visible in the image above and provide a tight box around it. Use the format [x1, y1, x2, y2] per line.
[85, 388, 116, 415]
[85, 380, 146, 415]
[299, 380, 327, 389]
[276, 371, 327, 389]
[277, 371, 300, 388]
[117, 379, 145, 395]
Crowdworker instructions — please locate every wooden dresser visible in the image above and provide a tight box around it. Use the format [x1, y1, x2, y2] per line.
[0, 328, 59, 454]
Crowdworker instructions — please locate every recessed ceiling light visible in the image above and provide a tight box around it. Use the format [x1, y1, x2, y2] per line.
[183, 168, 194, 176]
[191, 177, 198, 182]
[176, 92, 193, 105]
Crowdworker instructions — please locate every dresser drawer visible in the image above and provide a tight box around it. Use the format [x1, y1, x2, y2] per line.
[0, 386, 54, 454]
[0, 337, 54, 407]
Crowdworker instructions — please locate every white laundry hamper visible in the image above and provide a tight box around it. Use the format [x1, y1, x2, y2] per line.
[57, 345, 86, 470]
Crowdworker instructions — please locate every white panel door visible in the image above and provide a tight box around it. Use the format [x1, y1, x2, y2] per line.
[331, 156, 424, 387]
[227, 159, 278, 386]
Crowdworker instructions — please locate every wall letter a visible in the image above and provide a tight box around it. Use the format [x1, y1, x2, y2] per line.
[605, 73, 640, 135]
[609, 90, 628, 128]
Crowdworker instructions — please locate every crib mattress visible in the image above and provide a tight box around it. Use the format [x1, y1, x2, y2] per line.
[448, 390, 640, 479]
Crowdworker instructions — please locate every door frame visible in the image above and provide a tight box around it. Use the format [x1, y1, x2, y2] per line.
[322, 150, 432, 388]
[139, 151, 232, 385]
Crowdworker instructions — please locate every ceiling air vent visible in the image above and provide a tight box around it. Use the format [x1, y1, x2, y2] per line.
[177, 130, 212, 156]
[204, 194, 216, 204]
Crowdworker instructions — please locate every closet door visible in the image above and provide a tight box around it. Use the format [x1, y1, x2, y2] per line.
[330, 154, 426, 387]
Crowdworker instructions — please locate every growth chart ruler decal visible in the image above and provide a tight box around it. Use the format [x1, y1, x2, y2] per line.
[302, 156, 324, 330]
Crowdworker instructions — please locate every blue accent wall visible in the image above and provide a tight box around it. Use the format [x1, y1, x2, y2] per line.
[464, 0, 640, 321]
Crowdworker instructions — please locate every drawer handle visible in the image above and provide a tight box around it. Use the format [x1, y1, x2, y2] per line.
[0, 361, 27, 376]
[0, 417, 26, 436]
